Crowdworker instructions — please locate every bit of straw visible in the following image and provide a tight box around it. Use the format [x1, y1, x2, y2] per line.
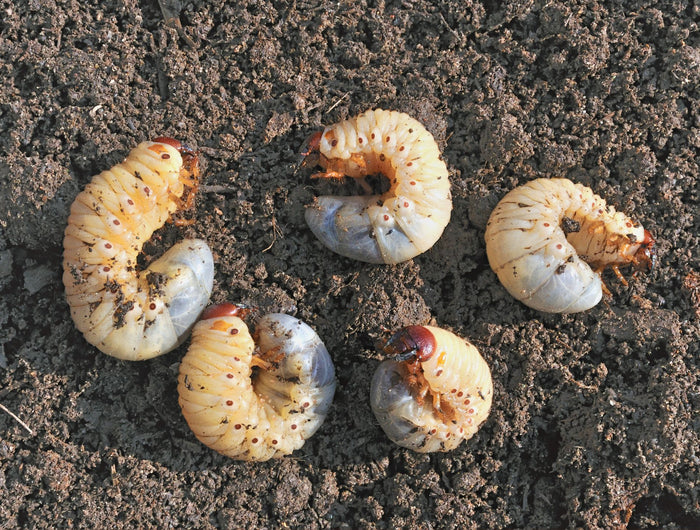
[0, 403, 33, 435]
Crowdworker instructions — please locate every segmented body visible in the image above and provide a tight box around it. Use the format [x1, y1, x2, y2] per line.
[63, 139, 214, 360]
[304, 109, 452, 264]
[178, 304, 336, 461]
[484, 178, 654, 313]
[370, 326, 493, 453]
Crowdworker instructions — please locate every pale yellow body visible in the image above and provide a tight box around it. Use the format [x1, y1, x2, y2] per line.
[63, 141, 213, 360]
[306, 109, 452, 264]
[418, 326, 493, 449]
[485, 178, 647, 313]
[178, 313, 336, 461]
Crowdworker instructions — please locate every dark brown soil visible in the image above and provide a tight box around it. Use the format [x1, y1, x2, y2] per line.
[1, 1, 698, 528]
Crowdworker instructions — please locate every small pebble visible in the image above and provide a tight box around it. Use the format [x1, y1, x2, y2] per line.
[23, 264, 56, 294]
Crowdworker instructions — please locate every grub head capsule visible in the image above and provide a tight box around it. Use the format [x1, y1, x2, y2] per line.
[633, 229, 656, 272]
[382, 325, 437, 362]
[201, 302, 252, 320]
[152, 136, 182, 150]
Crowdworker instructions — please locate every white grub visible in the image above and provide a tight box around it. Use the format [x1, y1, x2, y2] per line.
[304, 109, 452, 264]
[63, 138, 213, 360]
[371, 325, 493, 453]
[485, 178, 655, 313]
[178, 304, 336, 461]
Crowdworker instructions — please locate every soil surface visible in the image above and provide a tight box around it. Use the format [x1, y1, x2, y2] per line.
[1, 0, 698, 528]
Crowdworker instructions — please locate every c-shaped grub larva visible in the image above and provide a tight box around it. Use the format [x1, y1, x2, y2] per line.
[178, 304, 336, 461]
[484, 178, 655, 313]
[62, 138, 214, 360]
[370, 325, 493, 453]
[302, 109, 452, 264]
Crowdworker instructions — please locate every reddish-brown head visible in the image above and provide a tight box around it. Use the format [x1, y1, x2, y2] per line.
[295, 131, 323, 173]
[152, 136, 200, 182]
[153, 136, 198, 157]
[382, 326, 437, 363]
[300, 131, 322, 157]
[634, 229, 656, 272]
[152, 136, 182, 149]
[202, 303, 252, 321]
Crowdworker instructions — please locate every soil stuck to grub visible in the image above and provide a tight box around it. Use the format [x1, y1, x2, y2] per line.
[1, 1, 699, 528]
